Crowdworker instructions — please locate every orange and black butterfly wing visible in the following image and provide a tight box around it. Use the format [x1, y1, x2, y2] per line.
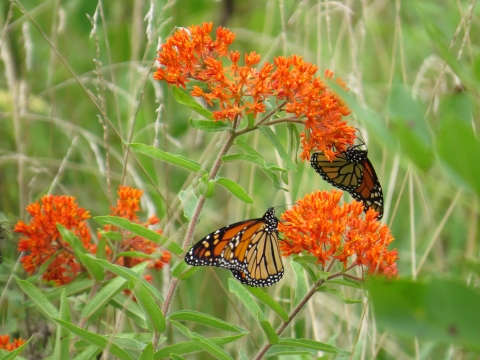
[185, 218, 264, 271]
[230, 230, 284, 287]
[310, 152, 363, 191]
[351, 157, 384, 219]
[185, 208, 284, 287]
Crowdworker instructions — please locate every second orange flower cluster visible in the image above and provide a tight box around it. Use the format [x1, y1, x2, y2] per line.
[15, 186, 170, 286]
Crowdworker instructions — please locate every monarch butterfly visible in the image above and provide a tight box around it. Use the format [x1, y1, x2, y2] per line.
[184, 207, 284, 287]
[310, 140, 384, 219]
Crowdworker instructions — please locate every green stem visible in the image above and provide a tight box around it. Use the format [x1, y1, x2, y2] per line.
[161, 130, 236, 317]
[253, 261, 358, 359]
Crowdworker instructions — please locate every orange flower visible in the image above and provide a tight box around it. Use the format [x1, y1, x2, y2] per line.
[111, 186, 143, 221]
[0, 334, 26, 351]
[279, 190, 398, 277]
[105, 186, 170, 271]
[154, 24, 356, 155]
[15, 195, 91, 285]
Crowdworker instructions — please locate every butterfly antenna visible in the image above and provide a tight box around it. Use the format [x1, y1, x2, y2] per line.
[267, 190, 279, 209]
[355, 128, 367, 147]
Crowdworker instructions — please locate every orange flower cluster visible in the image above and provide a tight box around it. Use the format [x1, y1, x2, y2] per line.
[15, 195, 91, 285]
[279, 190, 398, 277]
[154, 22, 356, 156]
[104, 186, 170, 271]
[14, 187, 170, 286]
[0, 334, 26, 351]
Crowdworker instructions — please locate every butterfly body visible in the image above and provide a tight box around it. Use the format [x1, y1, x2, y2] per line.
[185, 208, 284, 287]
[310, 145, 383, 219]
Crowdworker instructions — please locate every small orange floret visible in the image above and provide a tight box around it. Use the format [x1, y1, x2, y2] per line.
[279, 190, 398, 277]
[0, 334, 26, 351]
[105, 185, 170, 274]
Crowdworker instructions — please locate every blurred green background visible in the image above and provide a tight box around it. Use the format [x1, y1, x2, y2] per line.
[1, 0, 480, 359]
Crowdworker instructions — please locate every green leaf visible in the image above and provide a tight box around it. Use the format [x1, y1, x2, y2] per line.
[130, 276, 166, 333]
[215, 177, 253, 203]
[139, 343, 154, 360]
[77, 253, 105, 281]
[172, 86, 213, 119]
[234, 139, 263, 157]
[15, 278, 59, 319]
[389, 85, 433, 171]
[81, 262, 148, 320]
[0, 337, 30, 359]
[34, 277, 93, 304]
[291, 261, 308, 306]
[72, 345, 102, 360]
[57, 225, 105, 281]
[228, 279, 278, 344]
[370, 277, 480, 351]
[171, 260, 199, 280]
[169, 354, 185, 360]
[53, 289, 71, 360]
[74, 333, 157, 352]
[94, 216, 182, 255]
[54, 319, 134, 360]
[287, 122, 300, 162]
[261, 168, 287, 190]
[99, 230, 124, 241]
[246, 288, 289, 322]
[259, 126, 296, 171]
[96, 235, 107, 260]
[179, 185, 200, 221]
[153, 335, 245, 359]
[168, 310, 247, 333]
[438, 114, 480, 197]
[317, 286, 362, 304]
[190, 119, 232, 132]
[110, 294, 148, 329]
[57, 224, 87, 254]
[170, 321, 233, 360]
[328, 277, 363, 290]
[266, 338, 350, 357]
[127, 142, 207, 175]
[199, 174, 215, 198]
[222, 153, 266, 167]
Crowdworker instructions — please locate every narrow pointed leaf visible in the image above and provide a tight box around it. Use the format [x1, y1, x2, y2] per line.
[171, 321, 233, 360]
[172, 86, 213, 119]
[246, 288, 288, 321]
[190, 119, 232, 132]
[317, 286, 362, 304]
[153, 335, 245, 359]
[15, 278, 59, 319]
[127, 142, 207, 175]
[54, 319, 134, 360]
[168, 310, 247, 333]
[94, 216, 182, 255]
[179, 186, 200, 221]
[228, 280, 277, 344]
[81, 262, 148, 320]
[215, 177, 253, 203]
[291, 261, 308, 306]
[72, 345, 102, 360]
[53, 289, 71, 359]
[259, 126, 296, 171]
[265, 338, 350, 357]
[139, 343, 154, 360]
[130, 276, 166, 333]
[0, 337, 30, 360]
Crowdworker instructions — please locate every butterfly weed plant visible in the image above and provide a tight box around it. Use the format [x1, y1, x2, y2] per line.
[2, 22, 399, 359]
